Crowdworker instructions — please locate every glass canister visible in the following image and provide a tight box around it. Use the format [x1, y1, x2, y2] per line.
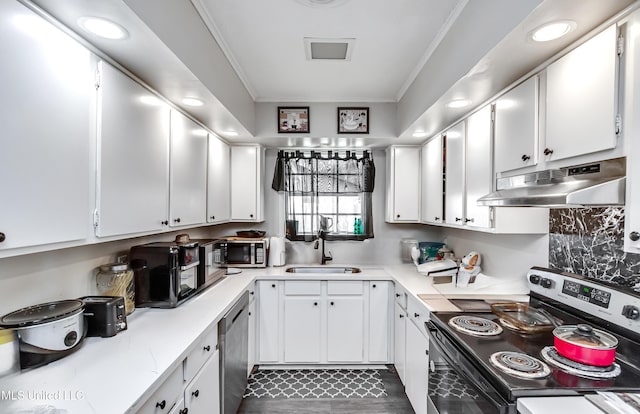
[96, 263, 135, 315]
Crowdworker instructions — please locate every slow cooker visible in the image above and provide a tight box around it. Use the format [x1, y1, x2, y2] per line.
[0, 299, 86, 369]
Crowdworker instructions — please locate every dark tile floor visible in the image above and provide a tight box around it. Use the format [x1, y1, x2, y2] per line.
[237, 366, 415, 414]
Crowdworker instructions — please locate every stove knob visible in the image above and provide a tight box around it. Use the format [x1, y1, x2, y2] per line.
[540, 278, 553, 289]
[529, 275, 541, 285]
[622, 305, 640, 320]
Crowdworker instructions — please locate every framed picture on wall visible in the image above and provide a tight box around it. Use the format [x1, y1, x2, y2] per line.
[278, 106, 310, 133]
[338, 107, 369, 134]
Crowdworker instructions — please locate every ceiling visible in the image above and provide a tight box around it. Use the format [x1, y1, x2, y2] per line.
[192, 0, 464, 103]
[23, 0, 639, 148]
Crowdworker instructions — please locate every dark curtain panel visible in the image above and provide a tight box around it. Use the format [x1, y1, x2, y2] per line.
[272, 150, 375, 241]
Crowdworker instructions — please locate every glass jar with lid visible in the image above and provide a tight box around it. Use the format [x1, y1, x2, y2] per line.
[96, 263, 135, 315]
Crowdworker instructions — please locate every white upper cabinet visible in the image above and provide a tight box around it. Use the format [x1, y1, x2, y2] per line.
[386, 146, 421, 222]
[444, 122, 466, 225]
[0, 1, 93, 252]
[494, 76, 538, 174]
[231, 145, 264, 222]
[96, 62, 170, 237]
[207, 136, 230, 224]
[421, 136, 444, 225]
[545, 25, 618, 162]
[465, 106, 493, 228]
[169, 110, 207, 227]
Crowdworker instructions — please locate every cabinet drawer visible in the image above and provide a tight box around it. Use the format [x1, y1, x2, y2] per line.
[184, 325, 218, 383]
[327, 281, 363, 295]
[284, 280, 321, 295]
[394, 284, 407, 309]
[138, 364, 183, 414]
[407, 295, 429, 339]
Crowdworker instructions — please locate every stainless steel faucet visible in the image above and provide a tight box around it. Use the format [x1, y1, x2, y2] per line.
[314, 230, 332, 265]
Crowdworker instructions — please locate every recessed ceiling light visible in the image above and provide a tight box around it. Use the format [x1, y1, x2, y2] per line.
[446, 99, 471, 109]
[182, 97, 204, 107]
[78, 17, 128, 40]
[295, 0, 350, 8]
[530, 21, 576, 42]
[139, 95, 163, 106]
[222, 130, 239, 137]
[413, 131, 428, 138]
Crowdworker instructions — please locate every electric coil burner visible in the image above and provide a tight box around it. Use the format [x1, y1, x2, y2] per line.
[448, 315, 503, 336]
[426, 267, 640, 414]
[540, 346, 621, 380]
[490, 352, 551, 379]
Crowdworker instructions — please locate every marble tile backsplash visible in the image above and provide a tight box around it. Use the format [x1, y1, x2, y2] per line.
[549, 207, 640, 291]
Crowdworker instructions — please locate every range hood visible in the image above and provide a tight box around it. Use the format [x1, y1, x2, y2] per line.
[477, 157, 626, 207]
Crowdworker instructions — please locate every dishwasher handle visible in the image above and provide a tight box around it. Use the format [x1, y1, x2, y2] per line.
[219, 291, 250, 335]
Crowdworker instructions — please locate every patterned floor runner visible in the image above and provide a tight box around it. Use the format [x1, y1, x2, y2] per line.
[243, 368, 388, 399]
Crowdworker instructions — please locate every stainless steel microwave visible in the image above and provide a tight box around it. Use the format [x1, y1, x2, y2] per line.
[212, 238, 268, 268]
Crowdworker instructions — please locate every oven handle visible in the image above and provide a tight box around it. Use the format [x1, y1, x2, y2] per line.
[426, 321, 509, 414]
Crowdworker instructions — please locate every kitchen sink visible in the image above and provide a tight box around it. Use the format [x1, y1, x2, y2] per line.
[285, 266, 362, 274]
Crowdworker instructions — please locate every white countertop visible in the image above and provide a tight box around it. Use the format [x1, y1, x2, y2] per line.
[517, 397, 603, 414]
[0, 263, 572, 414]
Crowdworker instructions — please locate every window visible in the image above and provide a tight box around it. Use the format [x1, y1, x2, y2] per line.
[272, 150, 375, 241]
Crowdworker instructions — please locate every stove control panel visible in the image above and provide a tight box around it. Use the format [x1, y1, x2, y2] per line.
[528, 267, 640, 332]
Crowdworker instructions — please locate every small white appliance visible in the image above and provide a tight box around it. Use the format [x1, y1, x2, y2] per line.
[269, 236, 286, 267]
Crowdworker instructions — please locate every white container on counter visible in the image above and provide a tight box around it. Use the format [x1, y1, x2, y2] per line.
[0, 329, 19, 377]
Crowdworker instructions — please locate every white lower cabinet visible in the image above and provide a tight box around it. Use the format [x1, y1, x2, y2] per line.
[284, 296, 322, 363]
[327, 297, 365, 362]
[257, 281, 280, 362]
[257, 280, 391, 364]
[394, 301, 407, 385]
[369, 282, 391, 362]
[184, 352, 220, 414]
[137, 364, 183, 414]
[405, 318, 429, 414]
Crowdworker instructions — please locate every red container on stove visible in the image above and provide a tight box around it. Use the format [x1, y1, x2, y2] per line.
[553, 324, 618, 367]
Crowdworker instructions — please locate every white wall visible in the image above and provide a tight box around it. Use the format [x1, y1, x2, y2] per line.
[440, 227, 549, 280]
[254, 102, 397, 139]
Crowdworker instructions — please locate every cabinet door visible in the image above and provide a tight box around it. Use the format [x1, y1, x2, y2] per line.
[327, 297, 365, 362]
[207, 136, 230, 224]
[405, 320, 429, 414]
[394, 302, 407, 385]
[185, 351, 220, 414]
[231, 145, 264, 221]
[97, 62, 171, 237]
[545, 25, 618, 162]
[0, 1, 92, 250]
[387, 146, 421, 222]
[257, 281, 279, 363]
[465, 106, 493, 228]
[283, 297, 322, 363]
[369, 282, 390, 362]
[169, 110, 207, 227]
[421, 136, 444, 224]
[494, 76, 538, 173]
[444, 122, 465, 225]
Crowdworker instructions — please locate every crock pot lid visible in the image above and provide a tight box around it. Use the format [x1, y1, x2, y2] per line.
[0, 300, 84, 328]
[554, 324, 618, 348]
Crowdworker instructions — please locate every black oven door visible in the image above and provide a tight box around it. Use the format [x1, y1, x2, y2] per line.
[426, 321, 514, 414]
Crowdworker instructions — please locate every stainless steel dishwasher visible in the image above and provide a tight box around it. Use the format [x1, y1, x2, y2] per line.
[219, 290, 250, 414]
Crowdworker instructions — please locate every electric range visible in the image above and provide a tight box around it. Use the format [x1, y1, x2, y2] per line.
[425, 267, 640, 414]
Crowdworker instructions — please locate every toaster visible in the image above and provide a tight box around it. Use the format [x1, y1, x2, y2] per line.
[80, 296, 127, 337]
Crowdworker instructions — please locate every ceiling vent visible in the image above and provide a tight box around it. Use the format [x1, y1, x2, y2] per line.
[304, 38, 354, 60]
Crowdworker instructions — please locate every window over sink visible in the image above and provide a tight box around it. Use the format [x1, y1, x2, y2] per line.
[272, 150, 375, 241]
